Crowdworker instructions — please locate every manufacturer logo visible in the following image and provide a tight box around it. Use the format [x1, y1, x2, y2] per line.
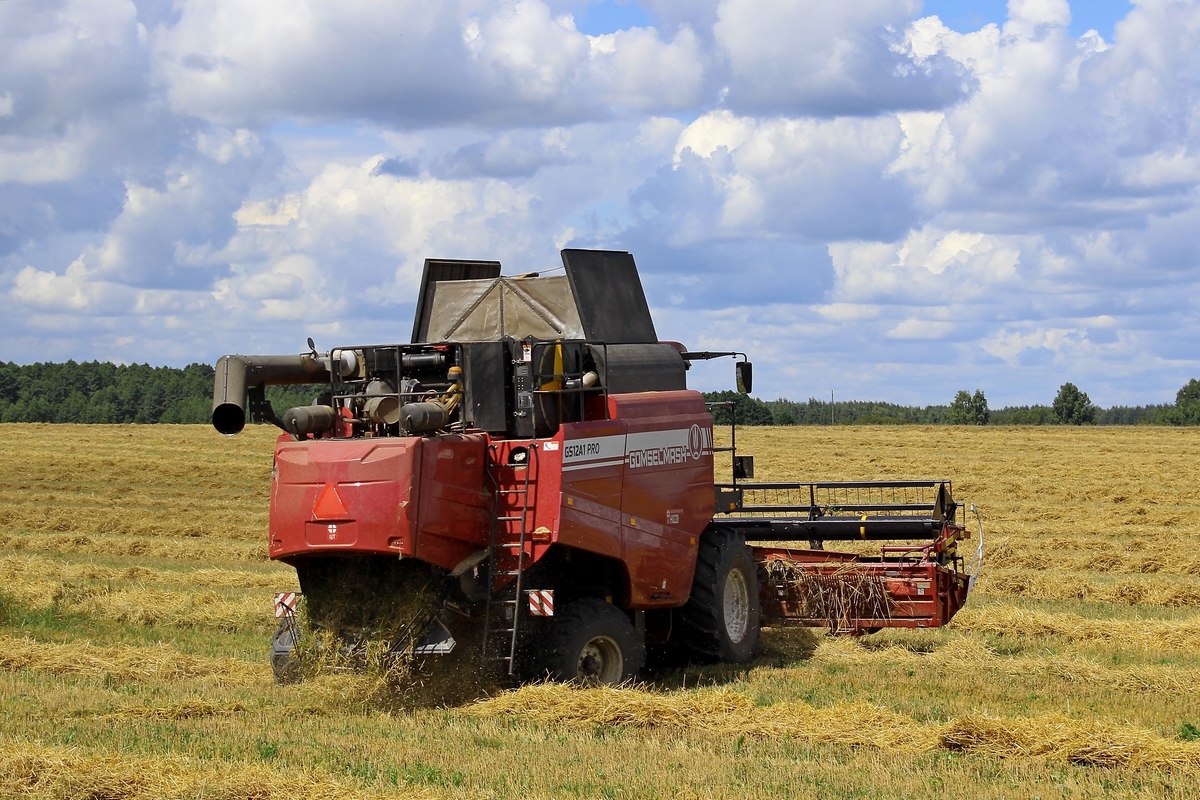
[625, 426, 713, 469]
[563, 427, 713, 472]
[688, 424, 707, 460]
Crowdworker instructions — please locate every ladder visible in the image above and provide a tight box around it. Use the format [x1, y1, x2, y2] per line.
[482, 444, 536, 674]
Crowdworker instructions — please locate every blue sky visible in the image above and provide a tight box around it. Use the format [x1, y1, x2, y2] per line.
[577, 1, 1132, 38]
[923, 0, 1131, 38]
[3, 0, 1200, 408]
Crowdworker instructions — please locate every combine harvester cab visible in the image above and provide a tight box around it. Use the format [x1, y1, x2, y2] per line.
[213, 249, 983, 686]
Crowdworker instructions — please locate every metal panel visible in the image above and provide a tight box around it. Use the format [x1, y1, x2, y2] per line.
[461, 342, 509, 433]
[411, 258, 502, 343]
[561, 249, 658, 344]
[600, 343, 686, 393]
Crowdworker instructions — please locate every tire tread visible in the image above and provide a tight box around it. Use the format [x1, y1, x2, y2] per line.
[677, 526, 760, 663]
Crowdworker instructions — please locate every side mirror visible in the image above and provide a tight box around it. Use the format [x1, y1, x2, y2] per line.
[735, 361, 753, 394]
[733, 455, 755, 479]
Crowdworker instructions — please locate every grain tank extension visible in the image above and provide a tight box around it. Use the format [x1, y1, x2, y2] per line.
[213, 249, 983, 684]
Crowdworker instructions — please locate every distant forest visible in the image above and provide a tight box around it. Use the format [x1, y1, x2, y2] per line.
[2, 360, 1199, 426]
[0, 361, 316, 425]
[704, 391, 1189, 426]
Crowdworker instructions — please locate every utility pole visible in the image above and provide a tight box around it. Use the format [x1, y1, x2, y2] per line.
[831, 390, 834, 425]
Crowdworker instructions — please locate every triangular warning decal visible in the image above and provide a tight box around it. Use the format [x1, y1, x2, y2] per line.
[313, 484, 349, 520]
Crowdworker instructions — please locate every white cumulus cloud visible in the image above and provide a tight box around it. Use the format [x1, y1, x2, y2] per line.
[4, 0, 1200, 408]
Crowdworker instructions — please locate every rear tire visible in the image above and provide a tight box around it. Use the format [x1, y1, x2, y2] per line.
[678, 526, 760, 663]
[539, 598, 644, 685]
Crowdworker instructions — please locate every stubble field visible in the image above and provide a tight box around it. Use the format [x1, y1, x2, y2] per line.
[1, 422, 1199, 798]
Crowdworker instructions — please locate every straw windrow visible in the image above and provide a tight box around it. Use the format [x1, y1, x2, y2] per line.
[0, 634, 265, 685]
[467, 684, 1200, 769]
[951, 606, 1200, 652]
[0, 741, 429, 800]
[940, 713, 1200, 769]
[810, 635, 1200, 695]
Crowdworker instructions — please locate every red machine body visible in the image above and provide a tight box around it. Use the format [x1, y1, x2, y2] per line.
[270, 433, 491, 569]
[268, 390, 716, 610]
[217, 249, 982, 684]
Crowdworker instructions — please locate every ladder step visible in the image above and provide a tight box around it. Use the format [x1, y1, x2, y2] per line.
[484, 463, 532, 674]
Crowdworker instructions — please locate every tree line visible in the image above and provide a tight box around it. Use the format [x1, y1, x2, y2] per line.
[1, 360, 1199, 426]
[705, 379, 1200, 426]
[0, 361, 314, 424]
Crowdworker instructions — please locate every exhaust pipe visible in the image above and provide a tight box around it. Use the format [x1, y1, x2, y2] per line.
[212, 354, 331, 435]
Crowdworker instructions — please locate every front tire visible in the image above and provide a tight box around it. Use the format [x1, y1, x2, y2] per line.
[539, 598, 645, 685]
[678, 526, 760, 663]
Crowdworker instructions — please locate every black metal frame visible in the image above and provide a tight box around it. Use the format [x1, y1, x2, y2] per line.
[706, 399, 959, 544]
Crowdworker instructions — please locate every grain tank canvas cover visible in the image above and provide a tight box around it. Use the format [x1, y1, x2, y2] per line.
[423, 275, 585, 342]
[411, 259, 501, 343]
[411, 250, 658, 344]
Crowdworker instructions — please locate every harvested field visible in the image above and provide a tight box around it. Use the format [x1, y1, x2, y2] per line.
[950, 605, 1200, 651]
[810, 636, 1200, 696]
[471, 684, 1200, 769]
[0, 634, 266, 686]
[0, 741, 408, 800]
[1, 422, 1199, 798]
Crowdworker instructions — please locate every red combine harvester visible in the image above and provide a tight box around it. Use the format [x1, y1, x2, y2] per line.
[213, 249, 983, 684]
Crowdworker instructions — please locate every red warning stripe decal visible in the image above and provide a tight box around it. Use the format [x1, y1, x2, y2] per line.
[274, 592, 299, 618]
[527, 589, 554, 617]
